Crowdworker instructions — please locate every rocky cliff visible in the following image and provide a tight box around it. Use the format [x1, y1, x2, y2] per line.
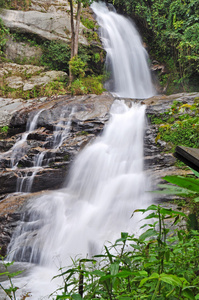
[0, 92, 198, 255]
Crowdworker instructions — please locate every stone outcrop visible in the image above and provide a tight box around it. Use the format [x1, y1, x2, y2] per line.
[0, 7, 88, 45]
[0, 92, 114, 194]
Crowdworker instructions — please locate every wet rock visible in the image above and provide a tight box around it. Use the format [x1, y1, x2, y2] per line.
[0, 91, 198, 255]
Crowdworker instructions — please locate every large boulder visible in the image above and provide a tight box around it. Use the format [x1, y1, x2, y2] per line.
[0, 8, 88, 45]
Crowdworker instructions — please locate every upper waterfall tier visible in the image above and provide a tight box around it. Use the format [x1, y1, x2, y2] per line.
[91, 1, 155, 99]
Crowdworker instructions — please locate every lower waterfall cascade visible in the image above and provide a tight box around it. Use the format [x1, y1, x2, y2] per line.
[6, 101, 151, 299]
[2, 1, 156, 299]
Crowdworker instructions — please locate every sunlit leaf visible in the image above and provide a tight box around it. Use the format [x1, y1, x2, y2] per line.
[160, 273, 182, 287]
[139, 229, 157, 241]
[163, 175, 199, 192]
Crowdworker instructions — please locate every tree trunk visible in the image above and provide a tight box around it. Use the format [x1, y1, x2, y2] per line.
[74, 0, 82, 56]
[69, 0, 75, 83]
[69, 0, 82, 83]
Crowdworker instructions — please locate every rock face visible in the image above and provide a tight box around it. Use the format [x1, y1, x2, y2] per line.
[0, 7, 88, 45]
[0, 62, 67, 100]
[0, 92, 114, 194]
[0, 91, 198, 255]
[5, 36, 43, 62]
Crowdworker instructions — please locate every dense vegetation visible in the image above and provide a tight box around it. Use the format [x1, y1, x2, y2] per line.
[149, 98, 199, 151]
[109, 0, 199, 93]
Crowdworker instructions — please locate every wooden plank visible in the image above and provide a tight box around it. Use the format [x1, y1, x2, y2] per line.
[174, 146, 199, 172]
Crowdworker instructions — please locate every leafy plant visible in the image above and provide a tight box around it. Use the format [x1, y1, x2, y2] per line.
[0, 18, 9, 57]
[149, 101, 199, 150]
[155, 168, 199, 231]
[41, 41, 71, 73]
[80, 16, 95, 29]
[0, 254, 23, 300]
[70, 79, 88, 95]
[0, 125, 9, 134]
[69, 56, 87, 78]
[51, 200, 199, 299]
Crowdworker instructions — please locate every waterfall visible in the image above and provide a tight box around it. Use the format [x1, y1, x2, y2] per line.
[16, 108, 75, 193]
[10, 110, 44, 169]
[91, 2, 155, 99]
[3, 2, 154, 299]
[6, 100, 151, 299]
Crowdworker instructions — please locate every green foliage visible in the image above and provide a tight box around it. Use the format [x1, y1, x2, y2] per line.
[0, 126, 9, 138]
[80, 16, 95, 29]
[69, 56, 86, 78]
[41, 41, 71, 73]
[0, 0, 31, 10]
[0, 77, 68, 99]
[69, 75, 105, 95]
[70, 79, 87, 95]
[52, 203, 199, 299]
[155, 169, 199, 231]
[150, 101, 199, 150]
[0, 0, 11, 8]
[0, 254, 23, 300]
[40, 41, 104, 77]
[81, 75, 105, 94]
[0, 18, 9, 57]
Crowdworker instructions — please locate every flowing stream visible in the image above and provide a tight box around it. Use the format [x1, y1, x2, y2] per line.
[2, 2, 155, 299]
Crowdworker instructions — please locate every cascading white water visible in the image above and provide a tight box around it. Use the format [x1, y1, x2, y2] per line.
[3, 2, 154, 299]
[6, 101, 151, 299]
[16, 108, 75, 193]
[91, 2, 155, 99]
[10, 110, 44, 169]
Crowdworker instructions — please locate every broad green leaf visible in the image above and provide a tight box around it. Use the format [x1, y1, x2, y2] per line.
[144, 212, 159, 219]
[0, 271, 9, 276]
[8, 270, 23, 278]
[190, 168, 199, 178]
[160, 273, 182, 287]
[155, 184, 194, 195]
[90, 270, 106, 277]
[159, 207, 186, 217]
[139, 273, 159, 287]
[100, 270, 134, 282]
[72, 294, 83, 300]
[139, 229, 157, 241]
[56, 295, 70, 300]
[163, 175, 199, 192]
[145, 204, 158, 211]
[182, 288, 195, 300]
[110, 263, 119, 276]
[165, 249, 170, 262]
[121, 232, 128, 239]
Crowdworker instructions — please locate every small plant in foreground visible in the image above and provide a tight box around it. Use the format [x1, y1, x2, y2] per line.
[0, 254, 23, 300]
[52, 199, 199, 299]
